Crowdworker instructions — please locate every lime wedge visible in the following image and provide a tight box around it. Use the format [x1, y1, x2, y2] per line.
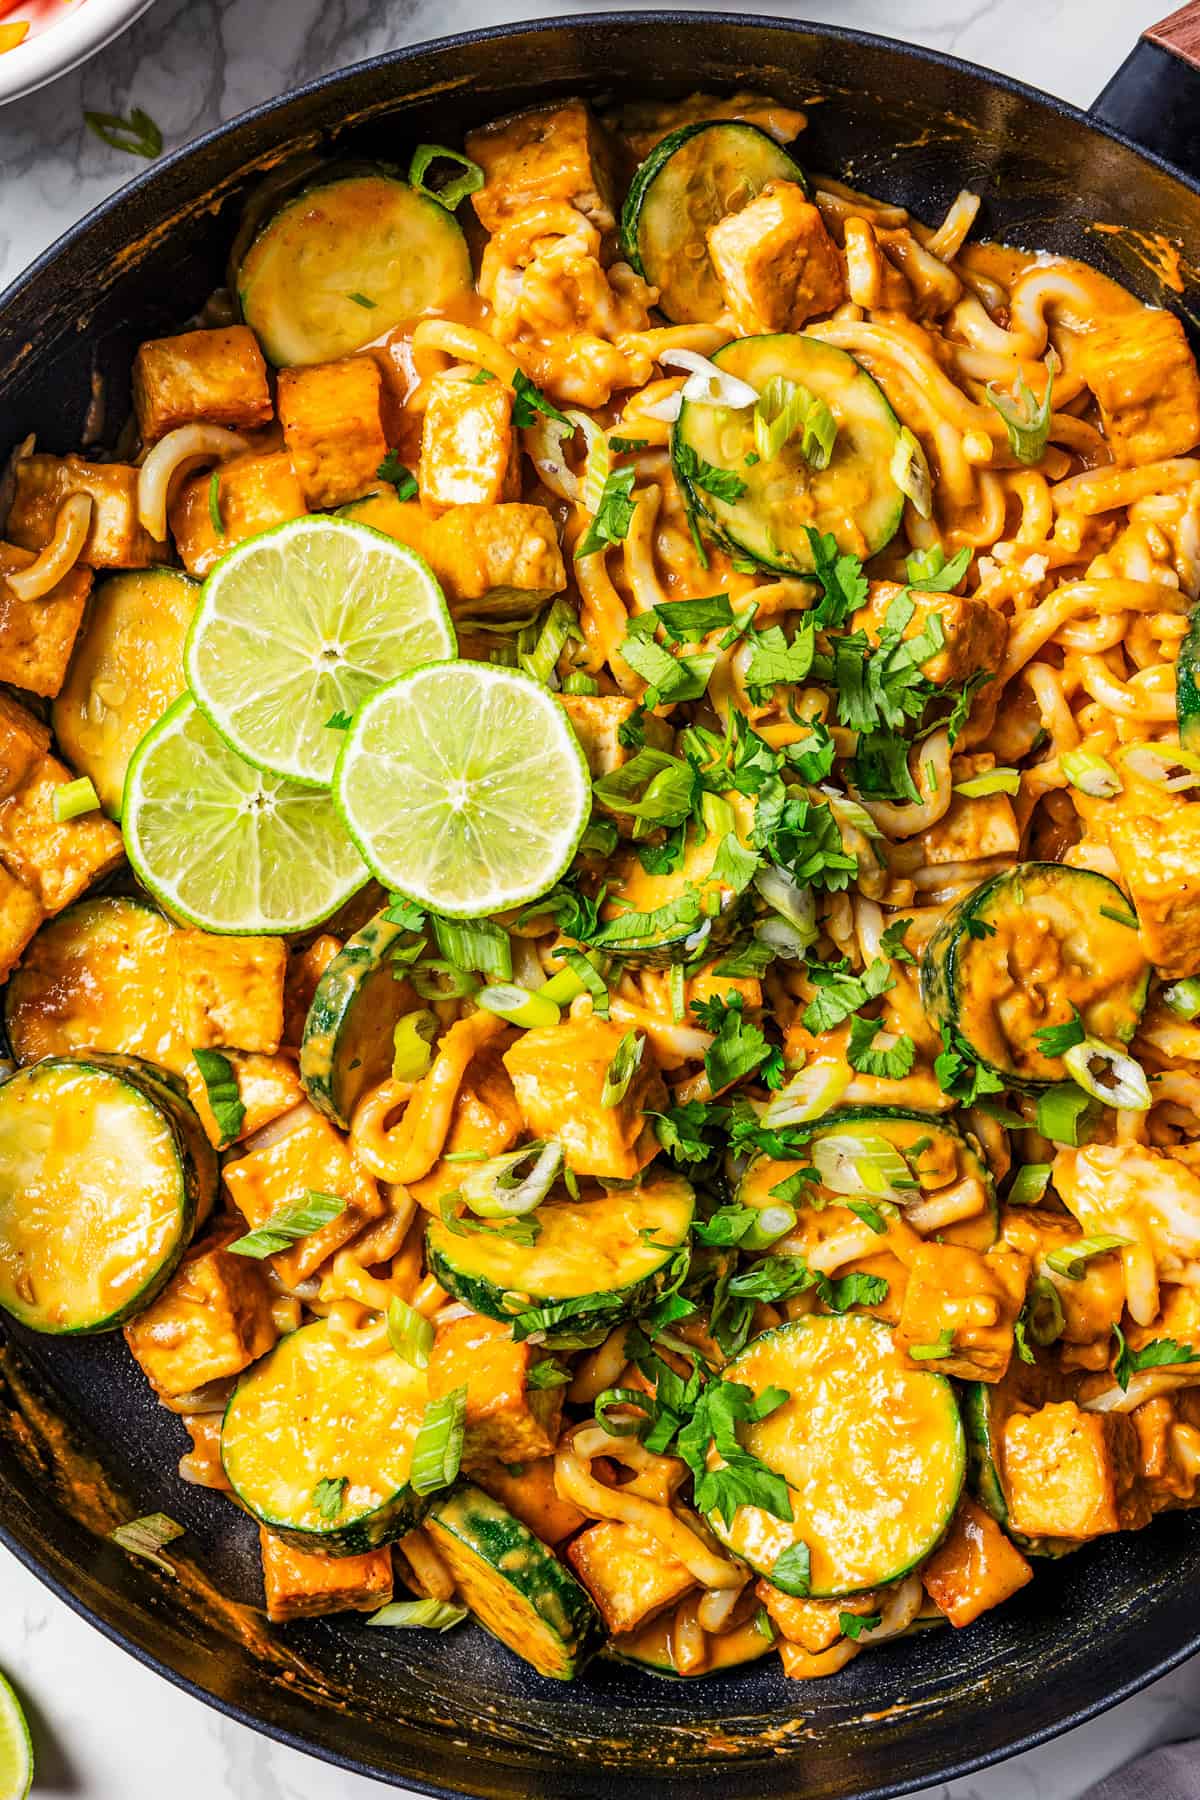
[334, 662, 589, 916]
[123, 695, 368, 934]
[186, 517, 456, 787]
[0, 1671, 32, 1800]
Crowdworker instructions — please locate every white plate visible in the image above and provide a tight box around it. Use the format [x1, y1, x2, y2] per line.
[0, 0, 159, 106]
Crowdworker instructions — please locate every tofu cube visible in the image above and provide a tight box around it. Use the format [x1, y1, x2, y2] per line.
[184, 1050, 304, 1149]
[133, 326, 273, 442]
[756, 1579, 883, 1653]
[0, 752, 124, 913]
[921, 1496, 1033, 1627]
[0, 544, 92, 698]
[277, 356, 389, 510]
[223, 1111, 384, 1285]
[917, 756, 1020, 866]
[124, 1235, 278, 1399]
[896, 1243, 1029, 1383]
[707, 181, 846, 334]
[470, 1455, 587, 1545]
[0, 863, 43, 982]
[566, 1521, 694, 1634]
[169, 450, 306, 578]
[503, 1015, 666, 1179]
[427, 1313, 562, 1466]
[1001, 1206, 1126, 1345]
[419, 374, 520, 512]
[282, 933, 343, 1048]
[7, 455, 165, 567]
[852, 579, 1009, 691]
[1003, 1401, 1137, 1539]
[0, 693, 50, 799]
[467, 99, 618, 236]
[436, 503, 566, 612]
[1108, 807, 1200, 978]
[259, 1529, 393, 1623]
[1078, 308, 1200, 465]
[174, 931, 287, 1053]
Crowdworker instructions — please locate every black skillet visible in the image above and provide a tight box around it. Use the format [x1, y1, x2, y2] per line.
[2, 10, 1200, 1798]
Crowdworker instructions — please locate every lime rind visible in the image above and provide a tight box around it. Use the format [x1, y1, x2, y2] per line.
[186, 517, 456, 788]
[123, 695, 368, 935]
[333, 661, 590, 918]
[0, 1670, 33, 1800]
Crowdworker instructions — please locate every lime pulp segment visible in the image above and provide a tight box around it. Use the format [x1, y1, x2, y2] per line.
[186, 516, 457, 787]
[334, 661, 590, 917]
[0, 1671, 32, 1800]
[122, 695, 368, 934]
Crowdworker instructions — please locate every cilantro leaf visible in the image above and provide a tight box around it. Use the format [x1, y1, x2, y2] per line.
[692, 1204, 763, 1247]
[675, 442, 748, 504]
[1034, 1008, 1087, 1057]
[576, 465, 637, 559]
[839, 1610, 882, 1640]
[1113, 1325, 1197, 1392]
[784, 722, 837, 783]
[770, 1541, 812, 1598]
[934, 1024, 1004, 1104]
[618, 630, 716, 705]
[654, 593, 734, 642]
[377, 450, 418, 501]
[695, 992, 784, 1092]
[191, 1047, 245, 1148]
[678, 1379, 793, 1528]
[906, 544, 972, 592]
[311, 1476, 347, 1521]
[651, 1101, 725, 1165]
[803, 527, 868, 628]
[879, 917, 916, 964]
[511, 368, 569, 430]
[727, 1256, 888, 1312]
[846, 1014, 917, 1080]
[802, 956, 894, 1034]
[743, 623, 816, 699]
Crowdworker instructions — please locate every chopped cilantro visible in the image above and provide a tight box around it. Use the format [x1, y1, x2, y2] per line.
[846, 1014, 916, 1080]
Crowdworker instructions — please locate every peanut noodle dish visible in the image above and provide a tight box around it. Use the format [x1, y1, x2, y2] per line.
[3, 87, 1200, 1687]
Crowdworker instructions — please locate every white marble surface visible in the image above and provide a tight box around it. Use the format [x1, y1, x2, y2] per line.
[2, 1, 1200, 1795]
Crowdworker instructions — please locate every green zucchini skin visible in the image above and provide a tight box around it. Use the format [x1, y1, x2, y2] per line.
[1178, 600, 1200, 752]
[599, 829, 752, 969]
[620, 121, 805, 323]
[961, 1377, 1079, 1560]
[425, 1483, 604, 1679]
[221, 1318, 429, 1554]
[300, 909, 416, 1128]
[921, 862, 1150, 1090]
[0, 1056, 202, 1334]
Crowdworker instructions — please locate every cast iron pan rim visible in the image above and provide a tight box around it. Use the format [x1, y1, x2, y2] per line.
[3, 10, 1200, 1793]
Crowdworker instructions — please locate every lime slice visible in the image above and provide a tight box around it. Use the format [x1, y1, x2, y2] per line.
[123, 695, 368, 934]
[186, 517, 456, 787]
[0, 1671, 33, 1800]
[334, 662, 589, 916]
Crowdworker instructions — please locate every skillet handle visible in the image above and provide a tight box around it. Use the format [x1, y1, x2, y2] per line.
[1092, 4, 1200, 172]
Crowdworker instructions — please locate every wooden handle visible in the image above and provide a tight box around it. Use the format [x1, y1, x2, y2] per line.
[1147, 3, 1200, 69]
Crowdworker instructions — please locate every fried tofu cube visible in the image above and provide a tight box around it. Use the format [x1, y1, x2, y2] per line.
[1003, 1401, 1137, 1539]
[419, 373, 520, 512]
[184, 1050, 303, 1149]
[921, 1496, 1033, 1627]
[1001, 1207, 1126, 1345]
[0, 693, 50, 800]
[428, 1314, 562, 1466]
[223, 1112, 384, 1285]
[283, 933, 342, 1047]
[277, 356, 388, 510]
[471, 1455, 587, 1545]
[0, 752, 124, 913]
[467, 98, 618, 236]
[1078, 307, 1200, 465]
[896, 1243, 1029, 1383]
[917, 756, 1020, 866]
[133, 326, 273, 442]
[853, 579, 1008, 691]
[0, 863, 43, 982]
[0, 544, 92, 698]
[503, 1016, 666, 1179]
[756, 1579, 884, 1653]
[566, 1521, 693, 1634]
[435, 503, 566, 611]
[174, 931, 287, 1054]
[259, 1530, 393, 1623]
[707, 181, 845, 333]
[1108, 807, 1200, 978]
[169, 449, 306, 579]
[124, 1236, 277, 1400]
[7, 455, 165, 567]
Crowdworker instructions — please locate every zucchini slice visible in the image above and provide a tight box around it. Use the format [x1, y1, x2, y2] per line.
[221, 1318, 429, 1553]
[238, 173, 474, 366]
[0, 1056, 204, 1334]
[673, 334, 904, 573]
[962, 1372, 1078, 1558]
[598, 819, 751, 968]
[921, 862, 1150, 1088]
[425, 1172, 695, 1345]
[424, 1484, 604, 1680]
[300, 909, 415, 1128]
[1178, 600, 1200, 751]
[737, 1106, 998, 1252]
[52, 568, 197, 818]
[708, 1315, 965, 1596]
[620, 121, 805, 323]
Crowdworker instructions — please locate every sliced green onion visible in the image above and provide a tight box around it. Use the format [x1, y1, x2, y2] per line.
[1036, 1083, 1097, 1146]
[109, 1512, 183, 1574]
[762, 1060, 850, 1127]
[1061, 747, 1123, 799]
[1063, 1038, 1151, 1111]
[1118, 739, 1200, 793]
[741, 1202, 798, 1251]
[227, 1190, 345, 1258]
[550, 947, 610, 1018]
[593, 1386, 651, 1437]
[1045, 1233, 1131, 1281]
[387, 1295, 434, 1369]
[52, 776, 101, 822]
[458, 1139, 564, 1218]
[519, 596, 579, 687]
[985, 348, 1056, 465]
[909, 1328, 954, 1361]
[410, 1385, 467, 1495]
[411, 959, 482, 1001]
[754, 865, 818, 949]
[563, 672, 599, 695]
[670, 962, 686, 1023]
[392, 1009, 438, 1081]
[478, 983, 561, 1030]
[601, 1030, 644, 1108]
[811, 1131, 916, 1200]
[1164, 976, 1200, 1020]
[580, 817, 619, 858]
[753, 377, 837, 469]
[890, 425, 932, 518]
[539, 965, 586, 1006]
[755, 916, 814, 962]
[431, 916, 511, 981]
[1023, 1275, 1065, 1346]
[208, 470, 225, 536]
[408, 143, 485, 210]
[581, 430, 612, 516]
[1007, 1162, 1052, 1207]
[952, 767, 1020, 798]
[367, 1599, 468, 1631]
